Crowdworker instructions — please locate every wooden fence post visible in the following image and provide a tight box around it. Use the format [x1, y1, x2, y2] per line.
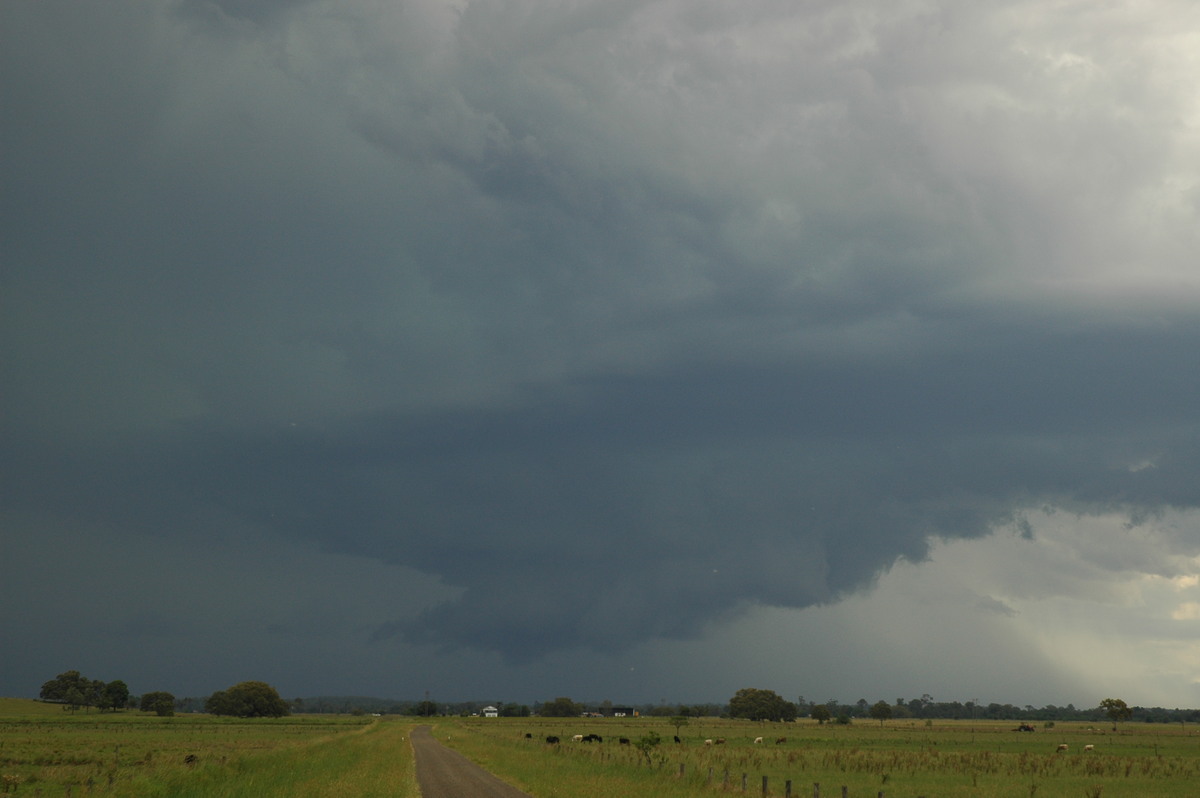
[762, 775, 769, 795]
[679, 763, 685, 778]
[742, 772, 748, 792]
[785, 779, 792, 798]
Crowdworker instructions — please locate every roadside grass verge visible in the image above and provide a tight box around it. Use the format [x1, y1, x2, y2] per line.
[122, 718, 420, 798]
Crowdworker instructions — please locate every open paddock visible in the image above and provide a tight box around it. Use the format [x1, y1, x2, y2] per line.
[436, 716, 1200, 798]
[0, 699, 420, 797]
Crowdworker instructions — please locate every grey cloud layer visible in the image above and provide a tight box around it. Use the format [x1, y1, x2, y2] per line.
[4, 0, 1199, 670]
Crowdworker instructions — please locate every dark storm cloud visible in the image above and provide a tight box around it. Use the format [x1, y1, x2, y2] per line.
[4, 0, 1200, 695]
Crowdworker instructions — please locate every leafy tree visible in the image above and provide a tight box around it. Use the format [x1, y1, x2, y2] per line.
[40, 671, 90, 703]
[670, 716, 690, 738]
[498, 702, 530, 717]
[64, 687, 86, 713]
[811, 705, 832, 724]
[869, 700, 893, 726]
[1100, 698, 1132, 728]
[100, 680, 130, 712]
[413, 700, 439, 717]
[539, 696, 583, 717]
[728, 688, 798, 722]
[141, 691, 176, 716]
[205, 681, 289, 718]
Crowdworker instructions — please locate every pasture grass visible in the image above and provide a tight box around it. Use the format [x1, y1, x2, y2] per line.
[7, 698, 1199, 797]
[0, 699, 420, 797]
[439, 716, 1200, 798]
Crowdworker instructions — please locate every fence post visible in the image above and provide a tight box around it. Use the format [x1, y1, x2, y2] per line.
[742, 772, 748, 792]
[708, 767, 714, 785]
[814, 784, 821, 798]
[762, 775, 769, 795]
[785, 779, 792, 798]
[724, 769, 730, 788]
[841, 788, 848, 798]
[679, 763, 685, 778]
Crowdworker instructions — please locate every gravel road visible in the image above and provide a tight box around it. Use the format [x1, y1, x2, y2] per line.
[410, 725, 535, 798]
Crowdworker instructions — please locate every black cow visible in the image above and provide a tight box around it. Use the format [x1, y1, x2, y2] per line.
[619, 737, 630, 744]
[545, 735, 560, 744]
[674, 736, 681, 743]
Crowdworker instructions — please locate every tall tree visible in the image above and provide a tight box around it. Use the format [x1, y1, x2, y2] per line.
[100, 680, 130, 712]
[869, 700, 893, 726]
[728, 688, 798, 722]
[539, 697, 583, 717]
[40, 670, 89, 703]
[1099, 698, 1132, 728]
[141, 691, 176, 716]
[205, 681, 289, 718]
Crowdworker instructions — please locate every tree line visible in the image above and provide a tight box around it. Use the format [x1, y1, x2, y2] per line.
[38, 670, 288, 718]
[39, 672, 1200, 726]
[39, 671, 134, 714]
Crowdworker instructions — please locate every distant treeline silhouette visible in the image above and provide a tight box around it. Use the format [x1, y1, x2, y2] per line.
[222, 695, 1200, 724]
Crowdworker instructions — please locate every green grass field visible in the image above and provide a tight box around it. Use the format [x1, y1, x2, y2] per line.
[5, 699, 1200, 797]
[434, 715, 1200, 798]
[0, 699, 420, 796]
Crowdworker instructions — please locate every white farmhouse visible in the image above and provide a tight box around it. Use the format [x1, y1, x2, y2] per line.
[482, 705, 499, 718]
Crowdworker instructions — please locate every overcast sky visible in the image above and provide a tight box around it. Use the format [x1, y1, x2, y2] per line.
[4, 0, 1200, 710]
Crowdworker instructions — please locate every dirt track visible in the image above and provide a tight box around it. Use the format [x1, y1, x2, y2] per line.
[410, 725, 534, 798]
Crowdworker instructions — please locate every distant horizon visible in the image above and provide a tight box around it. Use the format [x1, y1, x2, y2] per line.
[18, 690, 1198, 715]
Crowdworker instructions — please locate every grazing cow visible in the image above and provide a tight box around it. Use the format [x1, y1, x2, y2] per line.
[754, 736, 763, 744]
[546, 736, 560, 744]
[582, 734, 602, 743]
[1057, 744, 1068, 752]
[775, 737, 787, 744]
[705, 739, 714, 746]
[1015, 724, 1036, 732]
[1084, 744, 1095, 752]
[715, 738, 726, 745]
[524, 733, 532, 739]
[674, 736, 681, 744]
[572, 734, 584, 742]
[619, 737, 630, 745]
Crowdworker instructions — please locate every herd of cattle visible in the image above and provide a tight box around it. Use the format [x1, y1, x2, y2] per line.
[535, 734, 792, 745]
[531, 732, 1093, 752]
[536, 733, 684, 745]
